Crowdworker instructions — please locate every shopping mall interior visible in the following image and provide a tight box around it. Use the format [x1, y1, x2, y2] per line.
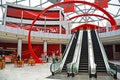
[0, 0, 120, 80]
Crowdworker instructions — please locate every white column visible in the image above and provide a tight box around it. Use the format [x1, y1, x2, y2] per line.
[68, 22, 71, 34]
[106, 27, 109, 32]
[59, 10, 62, 34]
[113, 44, 116, 60]
[17, 38, 22, 60]
[43, 40, 47, 53]
[40, 0, 42, 8]
[113, 44, 116, 53]
[20, 10, 24, 29]
[59, 44, 62, 53]
[29, 0, 31, 7]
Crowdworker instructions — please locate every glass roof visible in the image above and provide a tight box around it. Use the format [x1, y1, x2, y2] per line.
[0, 0, 120, 29]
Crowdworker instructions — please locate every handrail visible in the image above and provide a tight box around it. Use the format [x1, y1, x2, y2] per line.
[50, 33, 75, 74]
[67, 30, 83, 75]
[95, 29, 110, 73]
[0, 25, 71, 41]
[71, 30, 83, 75]
[88, 30, 96, 77]
[62, 34, 74, 58]
[59, 33, 75, 71]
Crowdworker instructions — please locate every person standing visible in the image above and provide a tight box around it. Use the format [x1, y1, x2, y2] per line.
[17, 55, 20, 61]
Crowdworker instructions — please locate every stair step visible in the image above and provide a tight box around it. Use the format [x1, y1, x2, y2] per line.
[79, 63, 88, 65]
[79, 70, 88, 72]
[96, 70, 106, 72]
[79, 65, 88, 67]
[79, 68, 88, 70]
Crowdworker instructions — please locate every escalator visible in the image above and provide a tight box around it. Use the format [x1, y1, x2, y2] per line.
[50, 32, 76, 75]
[79, 31, 88, 72]
[91, 30, 106, 72]
[62, 31, 79, 72]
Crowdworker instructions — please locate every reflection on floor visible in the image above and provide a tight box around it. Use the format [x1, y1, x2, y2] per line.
[0, 63, 115, 80]
[0, 63, 52, 80]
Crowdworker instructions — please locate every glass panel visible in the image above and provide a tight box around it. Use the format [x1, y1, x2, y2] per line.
[66, 63, 73, 73]
[72, 63, 78, 73]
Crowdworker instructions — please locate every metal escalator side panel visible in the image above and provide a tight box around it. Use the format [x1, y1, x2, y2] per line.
[88, 30, 96, 74]
[88, 30, 95, 64]
[75, 30, 84, 72]
[94, 30, 110, 73]
[76, 30, 83, 71]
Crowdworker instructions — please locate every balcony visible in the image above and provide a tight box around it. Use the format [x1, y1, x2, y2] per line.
[0, 25, 120, 44]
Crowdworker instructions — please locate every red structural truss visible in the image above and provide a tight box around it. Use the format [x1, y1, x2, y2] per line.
[69, 13, 114, 31]
[28, 1, 118, 63]
[69, 14, 110, 21]
[72, 23, 103, 31]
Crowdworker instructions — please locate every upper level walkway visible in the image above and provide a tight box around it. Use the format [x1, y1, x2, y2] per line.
[0, 25, 120, 44]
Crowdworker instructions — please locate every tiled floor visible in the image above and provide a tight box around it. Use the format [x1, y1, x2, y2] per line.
[0, 63, 116, 80]
[0, 63, 52, 80]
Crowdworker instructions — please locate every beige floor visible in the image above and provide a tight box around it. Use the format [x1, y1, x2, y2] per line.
[47, 72, 114, 80]
[0, 63, 52, 80]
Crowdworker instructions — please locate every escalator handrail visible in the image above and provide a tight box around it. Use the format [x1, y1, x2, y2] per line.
[50, 33, 75, 73]
[59, 33, 76, 71]
[72, 30, 83, 74]
[66, 30, 83, 74]
[95, 29, 110, 73]
[62, 34, 74, 59]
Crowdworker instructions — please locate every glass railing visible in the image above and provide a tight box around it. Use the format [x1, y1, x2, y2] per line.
[50, 61, 61, 75]
[108, 61, 117, 79]
[0, 25, 71, 40]
[99, 29, 120, 38]
[66, 63, 73, 74]
[66, 30, 83, 76]
[108, 61, 120, 79]
[50, 33, 75, 75]
[72, 62, 78, 74]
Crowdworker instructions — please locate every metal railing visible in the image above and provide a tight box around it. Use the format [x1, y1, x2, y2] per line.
[0, 25, 71, 39]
